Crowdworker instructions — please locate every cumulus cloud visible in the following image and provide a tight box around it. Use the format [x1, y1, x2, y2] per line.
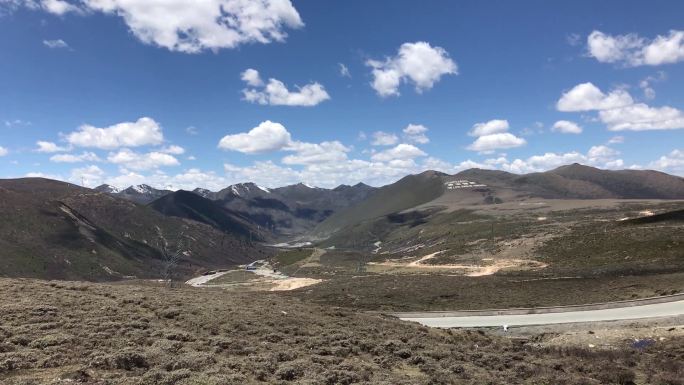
[556, 82, 633, 112]
[557, 82, 684, 131]
[371, 131, 399, 146]
[466, 119, 525, 153]
[50, 152, 101, 163]
[370, 143, 426, 162]
[241, 68, 263, 87]
[69, 165, 105, 187]
[107, 149, 179, 170]
[66, 117, 164, 149]
[241, 68, 330, 106]
[469, 119, 510, 137]
[366, 41, 457, 97]
[649, 149, 684, 176]
[43, 39, 69, 49]
[36, 141, 68, 153]
[598, 103, 684, 131]
[218, 120, 292, 154]
[16, 0, 304, 53]
[282, 141, 350, 165]
[587, 30, 684, 66]
[551, 120, 582, 134]
[467, 133, 526, 153]
[159, 145, 185, 155]
[108, 168, 231, 191]
[0, 145, 7, 156]
[223, 157, 432, 188]
[403, 124, 429, 144]
[491, 145, 624, 174]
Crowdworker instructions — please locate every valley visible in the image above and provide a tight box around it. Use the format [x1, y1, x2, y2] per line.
[1, 164, 684, 384]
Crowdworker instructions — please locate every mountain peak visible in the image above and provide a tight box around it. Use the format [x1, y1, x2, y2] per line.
[94, 184, 121, 194]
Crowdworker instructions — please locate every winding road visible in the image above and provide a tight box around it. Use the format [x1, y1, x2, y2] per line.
[392, 297, 684, 328]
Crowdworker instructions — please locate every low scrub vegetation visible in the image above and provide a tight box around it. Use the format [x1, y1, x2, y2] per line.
[1, 278, 683, 384]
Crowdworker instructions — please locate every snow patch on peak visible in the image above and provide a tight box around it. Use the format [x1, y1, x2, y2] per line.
[98, 184, 121, 194]
[132, 184, 151, 194]
[257, 185, 270, 193]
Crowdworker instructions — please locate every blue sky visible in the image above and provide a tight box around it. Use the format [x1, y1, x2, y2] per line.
[1, 0, 683, 189]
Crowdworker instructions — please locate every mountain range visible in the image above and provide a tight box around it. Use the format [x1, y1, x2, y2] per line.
[98, 181, 376, 240]
[0, 178, 269, 281]
[2, 163, 683, 281]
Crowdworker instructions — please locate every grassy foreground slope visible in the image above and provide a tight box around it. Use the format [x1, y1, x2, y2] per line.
[1, 278, 683, 385]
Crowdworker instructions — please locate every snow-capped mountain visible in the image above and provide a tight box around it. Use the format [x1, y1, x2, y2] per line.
[96, 184, 172, 204]
[94, 184, 121, 194]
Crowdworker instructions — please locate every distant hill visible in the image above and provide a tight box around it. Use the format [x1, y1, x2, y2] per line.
[187, 182, 376, 240]
[148, 190, 262, 240]
[312, 165, 684, 237]
[313, 171, 447, 236]
[0, 178, 269, 281]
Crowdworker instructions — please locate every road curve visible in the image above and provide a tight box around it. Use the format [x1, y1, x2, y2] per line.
[396, 299, 684, 328]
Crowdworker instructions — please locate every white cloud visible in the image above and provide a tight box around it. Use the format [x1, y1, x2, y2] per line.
[50, 151, 101, 163]
[66, 117, 164, 149]
[223, 158, 425, 188]
[639, 71, 666, 100]
[598, 103, 684, 131]
[105, 168, 227, 191]
[241, 68, 263, 87]
[107, 149, 179, 170]
[366, 41, 457, 97]
[557, 81, 684, 131]
[0, 146, 7, 156]
[551, 120, 583, 134]
[371, 131, 399, 146]
[4, 119, 31, 128]
[608, 135, 624, 144]
[492, 145, 624, 174]
[36, 141, 68, 153]
[185, 126, 198, 135]
[649, 149, 684, 176]
[403, 124, 429, 144]
[467, 119, 525, 153]
[556, 82, 633, 112]
[21, 0, 303, 53]
[241, 69, 330, 106]
[587, 30, 684, 66]
[43, 39, 69, 49]
[68, 165, 105, 187]
[159, 145, 185, 155]
[338, 63, 351, 78]
[586, 30, 644, 65]
[218, 120, 291, 154]
[371, 143, 426, 162]
[467, 133, 526, 153]
[587, 145, 619, 159]
[469, 119, 510, 137]
[282, 141, 350, 165]
[25, 171, 63, 180]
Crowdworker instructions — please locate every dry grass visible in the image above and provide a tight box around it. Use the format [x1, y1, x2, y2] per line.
[1, 278, 683, 384]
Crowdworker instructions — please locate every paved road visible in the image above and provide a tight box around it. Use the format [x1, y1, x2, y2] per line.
[397, 300, 684, 328]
